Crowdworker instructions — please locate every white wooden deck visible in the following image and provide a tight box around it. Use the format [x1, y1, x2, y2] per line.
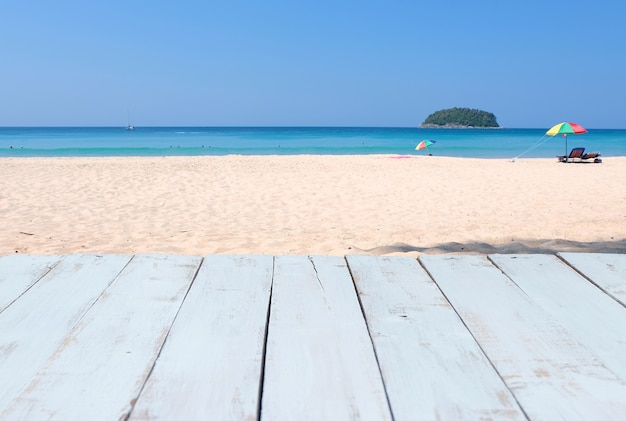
[1, 253, 625, 420]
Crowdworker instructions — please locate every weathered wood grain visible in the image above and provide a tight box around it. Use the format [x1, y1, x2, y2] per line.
[559, 252, 626, 307]
[2, 255, 201, 420]
[261, 255, 391, 420]
[347, 255, 524, 420]
[490, 254, 626, 382]
[0, 254, 132, 413]
[2, 253, 626, 419]
[130, 255, 273, 420]
[0, 254, 62, 313]
[421, 254, 626, 420]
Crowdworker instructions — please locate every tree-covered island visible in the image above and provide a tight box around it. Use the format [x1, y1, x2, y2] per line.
[420, 107, 499, 128]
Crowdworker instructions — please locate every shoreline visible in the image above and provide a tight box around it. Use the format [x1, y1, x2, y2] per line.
[2, 155, 625, 256]
[3, 127, 626, 160]
[4, 154, 626, 161]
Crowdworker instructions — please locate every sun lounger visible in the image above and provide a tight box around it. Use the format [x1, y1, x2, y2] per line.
[581, 151, 602, 163]
[558, 147, 585, 162]
[557, 148, 602, 163]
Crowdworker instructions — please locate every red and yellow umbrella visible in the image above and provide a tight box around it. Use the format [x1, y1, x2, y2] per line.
[546, 122, 587, 159]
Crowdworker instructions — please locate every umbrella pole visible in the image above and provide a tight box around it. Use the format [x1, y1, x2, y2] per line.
[565, 134, 568, 162]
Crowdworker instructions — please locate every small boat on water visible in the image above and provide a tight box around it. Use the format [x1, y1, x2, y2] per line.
[126, 111, 135, 131]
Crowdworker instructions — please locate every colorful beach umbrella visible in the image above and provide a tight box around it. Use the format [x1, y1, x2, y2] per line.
[416, 139, 436, 154]
[546, 122, 587, 160]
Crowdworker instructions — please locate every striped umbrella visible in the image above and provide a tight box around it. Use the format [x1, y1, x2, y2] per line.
[416, 139, 436, 154]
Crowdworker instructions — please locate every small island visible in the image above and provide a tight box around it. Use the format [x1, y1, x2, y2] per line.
[420, 107, 499, 128]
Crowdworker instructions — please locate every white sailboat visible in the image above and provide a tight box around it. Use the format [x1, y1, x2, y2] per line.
[126, 111, 135, 131]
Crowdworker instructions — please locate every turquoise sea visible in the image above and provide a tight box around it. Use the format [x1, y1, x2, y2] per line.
[1, 127, 625, 158]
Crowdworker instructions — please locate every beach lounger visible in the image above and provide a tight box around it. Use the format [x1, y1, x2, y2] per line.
[557, 148, 602, 163]
[581, 151, 602, 163]
[558, 147, 585, 162]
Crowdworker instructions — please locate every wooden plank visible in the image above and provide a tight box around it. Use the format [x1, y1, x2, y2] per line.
[1, 254, 202, 420]
[490, 254, 626, 382]
[559, 252, 626, 307]
[420, 254, 626, 420]
[0, 254, 63, 313]
[0, 254, 132, 413]
[261, 255, 391, 420]
[130, 255, 273, 420]
[346, 255, 524, 420]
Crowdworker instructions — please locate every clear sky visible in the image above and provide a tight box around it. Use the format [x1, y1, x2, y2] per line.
[2, 1, 625, 128]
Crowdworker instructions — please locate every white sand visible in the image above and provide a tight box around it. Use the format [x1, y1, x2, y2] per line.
[1, 155, 625, 256]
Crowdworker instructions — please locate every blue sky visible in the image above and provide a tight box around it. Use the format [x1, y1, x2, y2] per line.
[2, 1, 625, 128]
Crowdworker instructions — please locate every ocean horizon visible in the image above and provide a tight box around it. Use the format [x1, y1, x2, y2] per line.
[1, 126, 625, 159]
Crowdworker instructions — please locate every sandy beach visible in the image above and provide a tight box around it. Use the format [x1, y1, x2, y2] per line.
[1, 155, 625, 256]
